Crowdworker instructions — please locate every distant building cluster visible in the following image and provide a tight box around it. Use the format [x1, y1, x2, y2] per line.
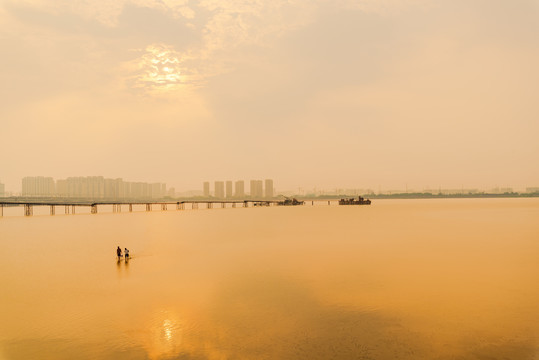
[0, 181, 5, 197]
[21, 176, 168, 199]
[203, 179, 274, 199]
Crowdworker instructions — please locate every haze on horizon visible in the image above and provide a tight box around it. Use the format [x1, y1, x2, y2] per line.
[1, 0, 538, 193]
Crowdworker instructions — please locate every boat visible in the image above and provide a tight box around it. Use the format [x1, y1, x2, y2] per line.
[253, 201, 271, 207]
[276, 197, 305, 206]
[338, 196, 371, 205]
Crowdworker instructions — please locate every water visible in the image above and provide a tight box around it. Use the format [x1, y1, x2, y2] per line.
[1, 199, 538, 359]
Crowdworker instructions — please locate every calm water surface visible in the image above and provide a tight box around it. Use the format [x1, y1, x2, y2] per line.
[1, 199, 539, 359]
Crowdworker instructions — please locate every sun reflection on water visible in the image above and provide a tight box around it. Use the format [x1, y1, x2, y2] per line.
[141, 309, 185, 360]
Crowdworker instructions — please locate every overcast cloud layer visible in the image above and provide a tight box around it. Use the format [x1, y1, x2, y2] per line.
[1, 0, 538, 192]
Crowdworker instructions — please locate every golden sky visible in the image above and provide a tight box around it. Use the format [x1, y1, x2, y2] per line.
[1, 0, 538, 192]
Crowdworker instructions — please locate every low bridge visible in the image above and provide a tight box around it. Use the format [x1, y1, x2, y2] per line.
[0, 199, 308, 217]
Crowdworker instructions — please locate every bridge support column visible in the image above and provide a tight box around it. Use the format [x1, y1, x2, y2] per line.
[192, 203, 198, 210]
[91, 205, 97, 214]
[129, 204, 133, 212]
[24, 204, 33, 216]
[207, 203, 212, 209]
[161, 204, 167, 211]
[65, 205, 69, 214]
[222, 202, 225, 208]
[50, 205, 55, 215]
[146, 204, 151, 212]
[244, 201, 248, 208]
[232, 203, 236, 208]
[176, 202, 180, 210]
[1, 204, 3, 217]
[72, 205, 76, 214]
[117, 204, 121, 213]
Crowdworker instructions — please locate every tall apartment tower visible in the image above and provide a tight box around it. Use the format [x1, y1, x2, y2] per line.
[250, 180, 264, 198]
[265, 179, 274, 198]
[215, 181, 225, 198]
[256, 180, 264, 198]
[203, 182, 210, 197]
[22, 176, 55, 197]
[235, 180, 245, 198]
[226, 181, 233, 198]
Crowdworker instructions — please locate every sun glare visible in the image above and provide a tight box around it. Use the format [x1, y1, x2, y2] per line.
[131, 44, 184, 94]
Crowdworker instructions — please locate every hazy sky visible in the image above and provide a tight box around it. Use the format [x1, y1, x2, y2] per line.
[1, 0, 538, 192]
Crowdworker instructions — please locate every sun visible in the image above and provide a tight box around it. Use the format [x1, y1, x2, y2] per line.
[132, 44, 184, 93]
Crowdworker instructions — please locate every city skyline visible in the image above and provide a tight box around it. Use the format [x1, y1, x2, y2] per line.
[1, 1, 538, 196]
[1, 175, 538, 198]
[15, 175, 169, 199]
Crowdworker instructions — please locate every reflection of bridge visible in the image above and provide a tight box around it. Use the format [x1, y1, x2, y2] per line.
[0, 199, 312, 217]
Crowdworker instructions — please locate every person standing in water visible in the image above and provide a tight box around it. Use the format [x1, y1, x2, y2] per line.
[124, 248, 130, 260]
[117, 246, 122, 260]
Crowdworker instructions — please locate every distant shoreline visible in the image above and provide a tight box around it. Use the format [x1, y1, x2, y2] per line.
[303, 193, 539, 200]
[1, 193, 538, 204]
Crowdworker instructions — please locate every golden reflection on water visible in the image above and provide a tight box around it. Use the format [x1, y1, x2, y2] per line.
[1, 199, 539, 359]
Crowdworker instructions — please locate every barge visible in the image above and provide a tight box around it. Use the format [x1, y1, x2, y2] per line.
[276, 197, 305, 206]
[339, 196, 371, 205]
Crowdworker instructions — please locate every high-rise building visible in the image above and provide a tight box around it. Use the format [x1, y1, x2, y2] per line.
[51, 176, 164, 199]
[104, 178, 121, 199]
[265, 179, 274, 198]
[215, 181, 225, 198]
[250, 180, 264, 198]
[235, 180, 245, 198]
[22, 176, 55, 197]
[87, 176, 105, 198]
[226, 181, 233, 198]
[203, 182, 210, 197]
[150, 183, 164, 199]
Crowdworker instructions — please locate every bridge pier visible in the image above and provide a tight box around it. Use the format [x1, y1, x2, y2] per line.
[192, 203, 198, 210]
[146, 204, 151, 212]
[65, 205, 69, 214]
[129, 204, 133, 212]
[50, 205, 55, 215]
[161, 204, 167, 211]
[91, 205, 97, 214]
[24, 204, 33, 216]
[1, 204, 3, 217]
[232, 202, 236, 208]
[72, 205, 76, 214]
[207, 203, 212, 209]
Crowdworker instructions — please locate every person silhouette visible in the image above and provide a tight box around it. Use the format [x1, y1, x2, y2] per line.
[124, 248, 130, 260]
[117, 246, 122, 260]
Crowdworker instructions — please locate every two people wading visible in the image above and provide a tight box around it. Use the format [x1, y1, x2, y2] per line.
[117, 246, 130, 261]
